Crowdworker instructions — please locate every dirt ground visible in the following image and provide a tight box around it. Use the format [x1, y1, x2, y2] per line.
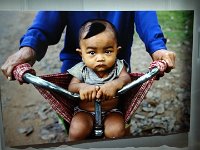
[0, 12, 62, 146]
[0, 12, 192, 147]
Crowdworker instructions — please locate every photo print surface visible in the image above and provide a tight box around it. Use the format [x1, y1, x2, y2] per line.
[0, 10, 193, 147]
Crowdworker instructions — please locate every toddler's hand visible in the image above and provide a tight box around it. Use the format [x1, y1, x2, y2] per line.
[79, 85, 100, 102]
[96, 83, 117, 101]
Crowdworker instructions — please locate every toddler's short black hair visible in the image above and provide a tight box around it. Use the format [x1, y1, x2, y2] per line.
[79, 19, 119, 44]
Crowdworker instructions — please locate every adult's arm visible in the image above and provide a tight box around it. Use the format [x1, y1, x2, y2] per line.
[134, 11, 167, 54]
[134, 11, 175, 72]
[1, 11, 67, 79]
[20, 11, 67, 61]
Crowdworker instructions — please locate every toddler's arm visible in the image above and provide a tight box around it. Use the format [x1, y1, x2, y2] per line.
[96, 66, 131, 100]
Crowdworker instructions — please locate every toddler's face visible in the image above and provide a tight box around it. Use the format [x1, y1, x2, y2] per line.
[78, 30, 120, 73]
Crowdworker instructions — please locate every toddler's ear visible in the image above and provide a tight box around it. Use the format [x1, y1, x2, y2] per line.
[117, 46, 122, 53]
[76, 48, 82, 56]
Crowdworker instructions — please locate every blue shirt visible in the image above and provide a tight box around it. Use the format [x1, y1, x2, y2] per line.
[20, 11, 167, 72]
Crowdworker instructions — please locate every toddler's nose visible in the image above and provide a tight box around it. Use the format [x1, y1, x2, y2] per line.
[96, 55, 105, 62]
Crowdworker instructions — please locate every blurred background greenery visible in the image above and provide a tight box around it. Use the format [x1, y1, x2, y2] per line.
[157, 11, 194, 48]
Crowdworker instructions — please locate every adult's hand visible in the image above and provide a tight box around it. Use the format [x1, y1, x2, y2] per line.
[151, 49, 176, 73]
[1, 47, 36, 80]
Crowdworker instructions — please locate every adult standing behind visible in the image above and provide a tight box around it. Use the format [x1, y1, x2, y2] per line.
[1, 11, 176, 80]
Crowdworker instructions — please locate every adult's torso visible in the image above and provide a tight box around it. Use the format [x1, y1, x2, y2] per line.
[60, 11, 135, 66]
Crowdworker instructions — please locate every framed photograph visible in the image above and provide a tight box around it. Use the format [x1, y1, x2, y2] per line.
[0, 1, 199, 150]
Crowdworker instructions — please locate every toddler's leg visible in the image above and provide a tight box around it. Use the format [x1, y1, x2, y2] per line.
[104, 112, 125, 138]
[68, 112, 94, 141]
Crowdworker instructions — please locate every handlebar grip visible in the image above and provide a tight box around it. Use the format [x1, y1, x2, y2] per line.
[13, 63, 36, 83]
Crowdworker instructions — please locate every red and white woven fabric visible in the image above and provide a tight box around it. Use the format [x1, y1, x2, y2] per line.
[13, 60, 167, 123]
[13, 63, 36, 83]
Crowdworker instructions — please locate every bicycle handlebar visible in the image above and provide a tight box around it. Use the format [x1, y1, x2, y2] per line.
[22, 66, 160, 101]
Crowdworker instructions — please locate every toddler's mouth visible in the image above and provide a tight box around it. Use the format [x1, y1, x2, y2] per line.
[96, 64, 106, 67]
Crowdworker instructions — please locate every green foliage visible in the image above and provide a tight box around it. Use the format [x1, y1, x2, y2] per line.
[157, 11, 194, 47]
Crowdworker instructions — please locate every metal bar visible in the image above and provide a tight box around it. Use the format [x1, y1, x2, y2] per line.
[94, 99, 103, 137]
[23, 73, 80, 100]
[95, 99, 102, 126]
[118, 67, 159, 95]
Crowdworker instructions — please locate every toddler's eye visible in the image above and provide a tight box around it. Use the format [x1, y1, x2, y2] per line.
[88, 51, 95, 55]
[105, 50, 112, 54]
